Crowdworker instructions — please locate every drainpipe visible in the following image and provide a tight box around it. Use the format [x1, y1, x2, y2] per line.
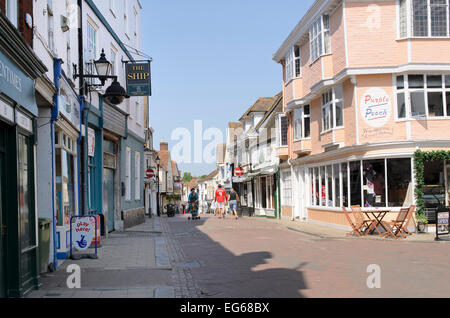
[77, 96, 84, 216]
[51, 58, 63, 270]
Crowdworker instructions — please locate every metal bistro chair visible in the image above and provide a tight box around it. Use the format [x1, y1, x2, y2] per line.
[382, 207, 410, 239]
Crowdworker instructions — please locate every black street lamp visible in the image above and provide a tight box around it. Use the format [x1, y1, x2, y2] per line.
[156, 155, 161, 217]
[74, 49, 129, 105]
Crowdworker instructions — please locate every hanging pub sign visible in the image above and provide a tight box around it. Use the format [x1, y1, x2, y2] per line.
[125, 61, 152, 97]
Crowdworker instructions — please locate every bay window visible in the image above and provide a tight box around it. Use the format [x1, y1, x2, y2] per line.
[399, 0, 450, 38]
[293, 105, 311, 141]
[285, 45, 301, 83]
[396, 74, 450, 119]
[321, 85, 344, 132]
[310, 15, 331, 63]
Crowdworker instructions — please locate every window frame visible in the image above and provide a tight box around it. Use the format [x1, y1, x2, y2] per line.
[321, 86, 344, 133]
[398, 0, 450, 39]
[309, 15, 331, 63]
[395, 74, 450, 120]
[293, 105, 311, 141]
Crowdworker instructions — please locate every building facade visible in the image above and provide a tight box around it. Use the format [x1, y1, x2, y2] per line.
[273, 0, 450, 229]
[0, 0, 48, 297]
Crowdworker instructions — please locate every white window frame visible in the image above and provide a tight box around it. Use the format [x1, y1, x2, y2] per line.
[321, 85, 344, 133]
[293, 105, 311, 141]
[110, 46, 117, 76]
[6, 0, 18, 28]
[309, 15, 331, 63]
[285, 45, 301, 83]
[276, 114, 288, 147]
[126, 147, 131, 201]
[135, 151, 141, 200]
[282, 170, 293, 207]
[398, 0, 450, 38]
[395, 74, 450, 120]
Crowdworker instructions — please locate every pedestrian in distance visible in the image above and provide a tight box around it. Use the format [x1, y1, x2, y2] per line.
[214, 184, 228, 219]
[228, 188, 240, 220]
[188, 188, 200, 220]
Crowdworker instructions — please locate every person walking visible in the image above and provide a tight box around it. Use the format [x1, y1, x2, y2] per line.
[228, 188, 240, 220]
[188, 188, 199, 219]
[214, 184, 228, 219]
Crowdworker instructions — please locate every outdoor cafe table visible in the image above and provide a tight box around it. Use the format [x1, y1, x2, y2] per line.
[363, 209, 391, 236]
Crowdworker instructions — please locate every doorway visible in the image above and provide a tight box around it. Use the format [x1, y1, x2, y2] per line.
[103, 168, 115, 232]
[0, 124, 5, 297]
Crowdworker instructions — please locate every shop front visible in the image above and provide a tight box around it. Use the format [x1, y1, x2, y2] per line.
[0, 14, 47, 296]
[54, 73, 80, 260]
[102, 100, 127, 232]
[297, 144, 450, 231]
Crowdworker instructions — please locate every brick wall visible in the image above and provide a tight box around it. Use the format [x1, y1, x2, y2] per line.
[18, 0, 33, 47]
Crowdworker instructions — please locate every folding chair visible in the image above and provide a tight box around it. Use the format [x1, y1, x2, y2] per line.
[382, 207, 410, 239]
[399, 205, 416, 236]
[351, 205, 377, 236]
[342, 206, 375, 237]
[342, 207, 362, 237]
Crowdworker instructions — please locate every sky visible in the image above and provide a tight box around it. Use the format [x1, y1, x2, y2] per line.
[141, 0, 315, 177]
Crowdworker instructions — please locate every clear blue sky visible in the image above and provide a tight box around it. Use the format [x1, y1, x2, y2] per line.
[141, 0, 314, 177]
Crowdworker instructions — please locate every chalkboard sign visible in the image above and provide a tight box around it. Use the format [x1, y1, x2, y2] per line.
[435, 208, 450, 241]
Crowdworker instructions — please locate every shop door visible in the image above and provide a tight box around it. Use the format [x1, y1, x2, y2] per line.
[18, 133, 37, 293]
[0, 125, 5, 297]
[103, 168, 115, 232]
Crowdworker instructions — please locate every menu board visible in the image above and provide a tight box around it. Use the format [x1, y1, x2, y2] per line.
[437, 211, 450, 235]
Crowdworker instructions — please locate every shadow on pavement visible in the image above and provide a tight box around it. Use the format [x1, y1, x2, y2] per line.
[166, 214, 308, 298]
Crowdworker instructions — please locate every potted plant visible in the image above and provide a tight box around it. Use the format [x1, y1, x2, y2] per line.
[416, 213, 428, 233]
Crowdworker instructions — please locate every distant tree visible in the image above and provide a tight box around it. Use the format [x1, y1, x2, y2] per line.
[183, 172, 192, 183]
[198, 175, 208, 180]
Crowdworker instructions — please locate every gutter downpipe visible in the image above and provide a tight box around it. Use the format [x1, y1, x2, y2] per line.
[77, 96, 84, 216]
[51, 58, 63, 269]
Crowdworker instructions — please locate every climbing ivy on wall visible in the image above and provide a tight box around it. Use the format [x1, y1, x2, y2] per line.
[413, 150, 450, 217]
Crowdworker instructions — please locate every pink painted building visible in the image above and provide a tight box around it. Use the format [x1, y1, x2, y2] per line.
[273, 0, 450, 230]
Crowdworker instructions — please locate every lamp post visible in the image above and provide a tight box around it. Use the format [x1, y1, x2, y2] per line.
[156, 155, 161, 217]
[73, 48, 130, 214]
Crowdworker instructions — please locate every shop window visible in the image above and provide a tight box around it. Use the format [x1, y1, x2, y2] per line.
[55, 148, 75, 226]
[320, 166, 326, 206]
[341, 163, 349, 207]
[333, 164, 341, 208]
[261, 177, 267, 209]
[314, 167, 319, 206]
[350, 161, 361, 206]
[363, 160, 386, 207]
[423, 160, 446, 208]
[387, 158, 413, 207]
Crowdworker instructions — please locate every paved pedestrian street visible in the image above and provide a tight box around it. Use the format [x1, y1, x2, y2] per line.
[27, 213, 450, 298]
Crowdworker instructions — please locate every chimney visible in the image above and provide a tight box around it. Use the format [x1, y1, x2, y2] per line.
[160, 141, 168, 151]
